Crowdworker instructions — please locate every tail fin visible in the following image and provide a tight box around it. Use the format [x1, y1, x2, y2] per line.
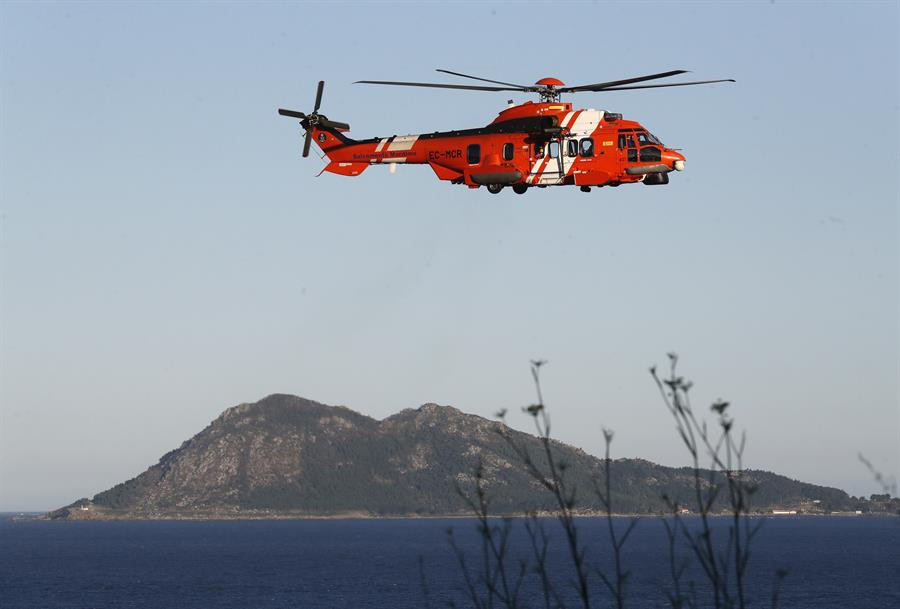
[309, 124, 354, 158]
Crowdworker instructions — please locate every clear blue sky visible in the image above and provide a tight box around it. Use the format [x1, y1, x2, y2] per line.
[1, 1, 897, 511]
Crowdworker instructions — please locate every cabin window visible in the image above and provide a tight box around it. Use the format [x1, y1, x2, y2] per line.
[627, 148, 637, 162]
[534, 143, 545, 158]
[548, 141, 559, 159]
[467, 144, 481, 164]
[579, 138, 595, 157]
[618, 134, 636, 150]
[637, 131, 663, 146]
[502, 142, 514, 161]
[567, 139, 579, 157]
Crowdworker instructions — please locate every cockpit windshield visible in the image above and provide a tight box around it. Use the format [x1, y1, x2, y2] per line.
[637, 131, 663, 146]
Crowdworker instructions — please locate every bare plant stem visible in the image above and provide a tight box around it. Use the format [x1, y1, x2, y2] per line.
[497, 361, 593, 609]
[593, 428, 636, 609]
[524, 514, 566, 609]
[651, 353, 759, 609]
[661, 507, 689, 609]
[770, 568, 788, 609]
[447, 355, 767, 609]
[454, 462, 527, 609]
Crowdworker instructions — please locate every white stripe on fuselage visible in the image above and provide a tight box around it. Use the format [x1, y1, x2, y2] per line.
[560, 110, 601, 178]
[387, 135, 419, 151]
[528, 112, 574, 184]
[528, 110, 604, 185]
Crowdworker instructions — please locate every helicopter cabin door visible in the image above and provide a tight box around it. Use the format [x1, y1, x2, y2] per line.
[617, 131, 638, 167]
[528, 140, 563, 185]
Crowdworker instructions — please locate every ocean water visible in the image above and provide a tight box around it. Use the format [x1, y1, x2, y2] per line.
[1, 515, 897, 608]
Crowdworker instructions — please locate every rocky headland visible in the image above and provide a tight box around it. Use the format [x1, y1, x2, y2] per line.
[47, 394, 860, 520]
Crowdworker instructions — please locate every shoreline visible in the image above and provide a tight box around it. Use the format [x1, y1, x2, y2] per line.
[16, 510, 894, 523]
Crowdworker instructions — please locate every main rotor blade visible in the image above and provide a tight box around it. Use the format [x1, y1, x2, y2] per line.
[313, 80, 324, 112]
[597, 79, 736, 91]
[561, 70, 689, 92]
[435, 69, 529, 89]
[355, 80, 523, 92]
[302, 130, 312, 158]
[278, 108, 306, 119]
[319, 118, 350, 131]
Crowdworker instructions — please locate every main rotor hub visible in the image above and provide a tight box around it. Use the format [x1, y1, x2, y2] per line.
[535, 77, 565, 103]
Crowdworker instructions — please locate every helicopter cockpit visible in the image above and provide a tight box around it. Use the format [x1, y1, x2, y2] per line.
[618, 128, 664, 163]
[636, 131, 663, 146]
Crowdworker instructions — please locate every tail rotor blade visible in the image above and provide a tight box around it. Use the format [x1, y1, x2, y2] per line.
[281, 80, 345, 159]
[313, 80, 324, 112]
[319, 118, 350, 131]
[302, 130, 312, 157]
[278, 108, 306, 119]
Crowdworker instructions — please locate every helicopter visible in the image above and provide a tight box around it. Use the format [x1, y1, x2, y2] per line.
[277, 69, 734, 194]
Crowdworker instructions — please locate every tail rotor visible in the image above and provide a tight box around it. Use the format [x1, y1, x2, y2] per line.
[278, 81, 351, 158]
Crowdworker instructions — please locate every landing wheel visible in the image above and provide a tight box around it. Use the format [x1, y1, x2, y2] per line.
[580, 186, 591, 193]
[512, 184, 528, 195]
[486, 183, 504, 194]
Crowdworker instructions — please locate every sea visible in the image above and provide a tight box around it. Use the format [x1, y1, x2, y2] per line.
[1, 514, 897, 608]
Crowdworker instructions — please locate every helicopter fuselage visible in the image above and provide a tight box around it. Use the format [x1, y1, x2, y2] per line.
[308, 101, 685, 191]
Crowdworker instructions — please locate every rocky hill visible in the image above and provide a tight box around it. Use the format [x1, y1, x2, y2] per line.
[49, 394, 854, 519]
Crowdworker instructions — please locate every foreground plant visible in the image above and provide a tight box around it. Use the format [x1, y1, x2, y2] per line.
[651, 353, 765, 609]
[445, 355, 781, 609]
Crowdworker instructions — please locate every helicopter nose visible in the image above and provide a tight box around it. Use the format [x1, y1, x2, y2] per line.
[662, 150, 685, 171]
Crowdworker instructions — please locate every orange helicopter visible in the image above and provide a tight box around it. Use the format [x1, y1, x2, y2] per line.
[278, 69, 734, 194]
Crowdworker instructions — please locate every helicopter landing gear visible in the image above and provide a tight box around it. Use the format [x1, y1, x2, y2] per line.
[512, 184, 528, 195]
[580, 186, 591, 193]
[643, 172, 669, 185]
[486, 183, 504, 194]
